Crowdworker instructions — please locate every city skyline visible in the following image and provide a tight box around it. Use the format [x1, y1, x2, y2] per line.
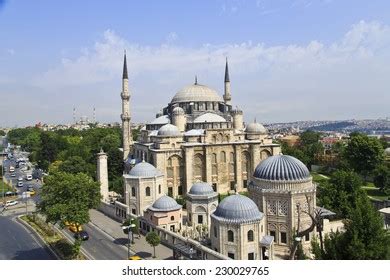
[1, 1, 390, 127]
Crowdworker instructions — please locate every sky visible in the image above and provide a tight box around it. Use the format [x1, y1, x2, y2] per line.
[1, 0, 390, 127]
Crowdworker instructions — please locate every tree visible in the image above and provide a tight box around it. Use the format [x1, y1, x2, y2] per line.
[146, 231, 160, 258]
[343, 133, 384, 178]
[38, 171, 101, 227]
[0, 130, 5, 136]
[373, 165, 390, 195]
[317, 170, 363, 218]
[58, 156, 94, 177]
[312, 194, 390, 259]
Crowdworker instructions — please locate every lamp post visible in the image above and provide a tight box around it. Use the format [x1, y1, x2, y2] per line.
[122, 223, 136, 259]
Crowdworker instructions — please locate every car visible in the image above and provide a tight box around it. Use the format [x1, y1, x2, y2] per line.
[17, 181, 23, 187]
[27, 189, 36, 196]
[5, 200, 18, 207]
[10, 173, 16, 177]
[129, 255, 142, 260]
[18, 177, 23, 182]
[26, 174, 33, 181]
[9, 166, 15, 172]
[68, 223, 83, 233]
[74, 231, 89, 241]
[4, 191, 17, 197]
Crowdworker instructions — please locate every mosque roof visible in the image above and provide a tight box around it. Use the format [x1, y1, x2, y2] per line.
[171, 83, 223, 103]
[245, 122, 267, 134]
[157, 124, 181, 136]
[150, 115, 170, 125]
[128, 161, 163, 177]
[148, 195, 182, 212]
[253, 155, 311, 181]
[188, 182, 215, 196]
[211, 194, 263, 224]
[194, 113, 226, 123]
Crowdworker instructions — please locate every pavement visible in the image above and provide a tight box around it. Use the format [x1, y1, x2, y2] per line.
[0, 215, 55, 260]
[89, 209, 174, 260]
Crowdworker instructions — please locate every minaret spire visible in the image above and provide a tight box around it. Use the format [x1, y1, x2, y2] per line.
[122, 50, 128, 80]
[195, 75, 198, 85]
[223, 57, 232, 107]
[224, 57, 230, 82]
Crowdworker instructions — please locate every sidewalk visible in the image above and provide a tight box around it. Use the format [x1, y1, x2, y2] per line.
[89, 209, 174, 260]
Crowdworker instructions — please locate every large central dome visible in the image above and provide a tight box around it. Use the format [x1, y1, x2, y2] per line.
[171, 83, 223, 103]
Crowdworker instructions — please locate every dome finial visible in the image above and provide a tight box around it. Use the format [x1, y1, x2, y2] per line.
[254, 117, 257, 123]
[194, 75, 198, 85]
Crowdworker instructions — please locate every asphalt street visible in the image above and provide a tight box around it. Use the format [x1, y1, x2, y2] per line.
[0, 215, 55, 260]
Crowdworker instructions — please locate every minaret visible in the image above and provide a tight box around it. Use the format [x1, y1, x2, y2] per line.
[97, 148, 109, 203]
[121, 51, 132, 160]
[223, 57, 232, 106]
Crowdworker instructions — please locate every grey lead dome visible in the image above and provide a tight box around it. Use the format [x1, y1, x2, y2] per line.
[149, 195, 182, 212]
[157, 124, 181, 136]
[128, 161, 162, 177]
[212, 194, 263, 224]
[253, 154, 310, 181]
[188, 182, 214, 195]
[171, 84, 223, 103]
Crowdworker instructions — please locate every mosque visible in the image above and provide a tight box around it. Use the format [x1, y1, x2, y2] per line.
[97, 53, 339, 260]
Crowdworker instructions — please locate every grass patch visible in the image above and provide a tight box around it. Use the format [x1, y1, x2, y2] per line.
[311, 172, 330, 184]
[361, 184, 389, 201]
[0, 181, 13, 193]
[21, 214, 85, 260]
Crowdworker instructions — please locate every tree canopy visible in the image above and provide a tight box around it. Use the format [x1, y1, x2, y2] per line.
[343, 133, 384, 177]
[38, 171, 101, 226]
[146, 231, 161, 258]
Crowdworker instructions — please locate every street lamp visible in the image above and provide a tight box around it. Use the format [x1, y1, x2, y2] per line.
[122, 223, 136, 259]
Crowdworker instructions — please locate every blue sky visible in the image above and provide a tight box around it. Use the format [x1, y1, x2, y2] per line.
[1, 0, 390, 126]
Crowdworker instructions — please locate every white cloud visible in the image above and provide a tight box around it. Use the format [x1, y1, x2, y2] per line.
[29, 21, 390, 124]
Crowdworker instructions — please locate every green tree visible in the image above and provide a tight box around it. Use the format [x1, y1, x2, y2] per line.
[0, 130, 5, 136]
[313, 194, 390, 259]
[343, 133, 384, 178]
[146, 231, 161, 258]
[38, 171, 101, 227]
[58, 156, 94, 177]
[373, 165, 390, 195]
[317, 170, 363, 218]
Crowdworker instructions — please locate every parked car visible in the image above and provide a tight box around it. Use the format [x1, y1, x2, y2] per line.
[18, 177, 23, 182]
[10, 173, 16, 177]
[4, 191, 17, 197]
[129, 255, 142, 260]
[5, 200, 18, 207]
[68, 223, 83, 233]
[26, 174, 32, 181]
[9, 166, 15, 172]
[17, 181, 23, 187]
[27, 189, 36, 196]
[74, 231, 89, 241]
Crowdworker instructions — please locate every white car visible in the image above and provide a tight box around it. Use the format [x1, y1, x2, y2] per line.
[10, 173, 16, 177]
[17, 181, 23, 187]
[26, 174, 32, 181]
[18, 177, 23, 182]
[5, 200, 18, 207]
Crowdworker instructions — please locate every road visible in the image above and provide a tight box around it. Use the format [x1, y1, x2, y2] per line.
[2, 150, 130, 260]
[61, 223, 128, 260]
[0, 215, 55, 260]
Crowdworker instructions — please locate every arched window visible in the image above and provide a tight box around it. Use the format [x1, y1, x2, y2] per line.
[212, 153, 217, 164]
[131, 187, 136, 197]
[193, 154, 205, 181]
[228, 230, 234, 242]
[220, 151, 226, 163]
[145, 186, 151, 196]
[247, 230, 254, 242]
[170, 216, 174, 221]
[158, 184, 161, 194]
[214, 226, 217, 238]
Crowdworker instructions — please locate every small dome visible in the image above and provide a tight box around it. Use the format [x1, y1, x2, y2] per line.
[212, 194, 263, 224]
[171, 84, 223, 103]
[253, 155, 310, 181]
[128, 161, 162, 177]
[157, 124, 181, 136]
[150, 115, 170, 125]
[149, 196, 182, 212]
[172, 107, 185, 115]
[184, 129, 204, 136]
[245, 122, 267, 134]
[188, 182, 214, 195]
[385, 147, 390, 156]
[194, 113, 226, 123]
